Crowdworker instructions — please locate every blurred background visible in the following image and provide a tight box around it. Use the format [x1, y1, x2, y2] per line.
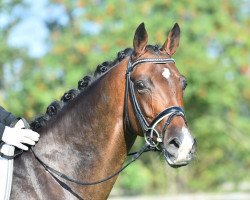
[1, 0, 250, 199]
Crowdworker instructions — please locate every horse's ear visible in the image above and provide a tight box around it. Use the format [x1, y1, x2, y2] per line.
[133, 23, 148, 57]
[161, 23, 180, 55]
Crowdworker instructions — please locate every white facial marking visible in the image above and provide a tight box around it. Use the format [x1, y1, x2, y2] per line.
[162, 68, 171, 80]
[176, 127, 193, 163]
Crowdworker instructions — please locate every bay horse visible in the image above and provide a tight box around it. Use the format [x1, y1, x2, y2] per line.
[11, 23, 196, 200]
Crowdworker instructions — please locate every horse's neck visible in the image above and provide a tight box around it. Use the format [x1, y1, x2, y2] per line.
[33, 59, 136, 197]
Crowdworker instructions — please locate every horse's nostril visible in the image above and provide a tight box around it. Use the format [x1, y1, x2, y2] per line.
[165, 138, 180, 159]
[169, 138, 180, 149]
[190, 138, 197, 154]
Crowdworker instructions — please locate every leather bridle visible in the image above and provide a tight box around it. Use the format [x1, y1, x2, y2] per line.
[23, 57, 187, 190]
[125, 57, 187, 150]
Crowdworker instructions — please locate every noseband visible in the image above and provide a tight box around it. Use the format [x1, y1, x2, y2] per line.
[125, 57, 187, 150]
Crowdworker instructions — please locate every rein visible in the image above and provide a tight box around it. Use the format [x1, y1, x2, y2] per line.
[25, 57, 186, 187]
[30, 143, 152, 186]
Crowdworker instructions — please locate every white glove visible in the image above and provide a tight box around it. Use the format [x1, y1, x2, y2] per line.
[1, 120, 40, 151]
[14, 119, 26, 129]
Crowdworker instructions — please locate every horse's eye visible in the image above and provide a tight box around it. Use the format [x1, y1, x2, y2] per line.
[136, 81, 146, 91]
[180, 76, 188, 90]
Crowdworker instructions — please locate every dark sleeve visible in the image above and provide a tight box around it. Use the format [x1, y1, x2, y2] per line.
[0, 122, 6, 141]
[0, 106, 17, 126]
[0, 106, 17, 140]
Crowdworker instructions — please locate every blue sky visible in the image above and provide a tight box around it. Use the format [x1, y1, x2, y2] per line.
[2, 0, 68, 58]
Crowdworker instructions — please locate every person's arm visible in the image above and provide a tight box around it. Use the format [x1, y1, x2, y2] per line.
[0, 106, 40, 151]
[0, 106, 17, 141]
[0, 122, 6, 141]
[0, 106, 17, 126]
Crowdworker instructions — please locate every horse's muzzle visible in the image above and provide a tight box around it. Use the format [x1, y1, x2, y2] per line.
[162, 128, 196, 168]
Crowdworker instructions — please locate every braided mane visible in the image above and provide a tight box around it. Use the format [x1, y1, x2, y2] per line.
[30, 48, 133, 131]
[30, 45, 161, 131]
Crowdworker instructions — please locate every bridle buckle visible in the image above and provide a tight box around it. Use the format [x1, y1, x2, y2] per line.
[145, 128, 162, 149]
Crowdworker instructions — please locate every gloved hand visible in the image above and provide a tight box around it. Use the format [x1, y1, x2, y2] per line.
[1, 119, 40, 151]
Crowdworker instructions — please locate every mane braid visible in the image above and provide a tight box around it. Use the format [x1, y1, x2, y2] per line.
[30, 47, 133, 131]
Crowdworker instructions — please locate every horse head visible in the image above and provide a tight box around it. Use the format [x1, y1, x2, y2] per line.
[126, 23, 196, 167]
